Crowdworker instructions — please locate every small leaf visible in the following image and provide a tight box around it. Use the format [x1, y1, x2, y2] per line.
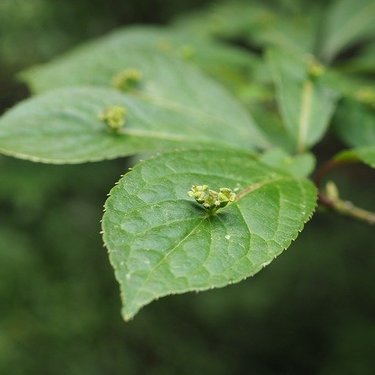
[0, 87, 262, 163]
[341, 43, 375, 74]
[334, 99, 375, 148]
[259, 148, 316, 178]
[267, 48, 340, 152]
[102, 148, 317, 320]
[355, 147, 375, 168]
[321, 69, 375, 105]
[253, 9, 321, 55]
[174, 2, 320, 55]
[249, 108, 296, 154]
[319, 0, 375, 63]
[336, 147, 375, 169]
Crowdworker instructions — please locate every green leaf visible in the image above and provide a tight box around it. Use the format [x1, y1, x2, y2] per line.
[21, 25, 258, 97]
[174, 1, 320, 55]
[172, 1, 275, 41]
[340, 43, 375, 74]
[321, 70, 368, 98]
[319, 0, 375, 63]
[336, 147, 375, 169]
[0, 85, 264, 163]
[248, 107, 296, 154]
[102, 148, 317, 320]
[259, 148, 316, 178]
[267, 48, 340, 152]
[253, 10, 320, 55]
[334, 99, 375, 148]
[335, 146, 375, 172]
[355, 147, 375, 168]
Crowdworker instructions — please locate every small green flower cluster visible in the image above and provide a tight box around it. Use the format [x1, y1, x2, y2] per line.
[188, 185, 236, 214]
[99, 105, 127, 132]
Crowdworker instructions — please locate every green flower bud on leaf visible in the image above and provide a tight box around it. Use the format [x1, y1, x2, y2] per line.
[218, 187, 237, 207]
[99, 105, 127, 132]
[112, 68, 143, 92]
[307, 57, 325, 79]
[188, 184, 208, 203]
[188, 185, 236, 214]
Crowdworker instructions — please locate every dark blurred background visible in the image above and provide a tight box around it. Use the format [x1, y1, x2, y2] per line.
[0, 1, 374, 374]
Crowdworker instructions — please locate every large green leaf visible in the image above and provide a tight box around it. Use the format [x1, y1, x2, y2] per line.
[267, 48, 340, 152]
[334, 99, 375, 148]
[21, 25, 259, 96]
[0, 85, 265, 163]
[102, 148, 317, 320]
[319, 0, 375, 63]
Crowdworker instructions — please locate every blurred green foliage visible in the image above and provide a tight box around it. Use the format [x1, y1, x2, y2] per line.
[0, 0, 374, 374]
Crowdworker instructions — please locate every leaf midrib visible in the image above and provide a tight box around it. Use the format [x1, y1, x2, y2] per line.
[127, 218, 205, 312]
[297, 80, 313, 153]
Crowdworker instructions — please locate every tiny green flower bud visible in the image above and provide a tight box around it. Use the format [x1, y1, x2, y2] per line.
[112, 68, 143, 92]
[99, 105, 127, 132]
[217, 188, 237, 208]
[307, 57, 325, 79]
[188, 185, 208, 203]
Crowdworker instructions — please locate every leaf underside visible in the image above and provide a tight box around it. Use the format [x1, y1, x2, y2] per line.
[102, 148, 317, 320]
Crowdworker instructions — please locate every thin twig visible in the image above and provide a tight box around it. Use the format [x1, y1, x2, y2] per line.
[314, 157, 375, 225]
